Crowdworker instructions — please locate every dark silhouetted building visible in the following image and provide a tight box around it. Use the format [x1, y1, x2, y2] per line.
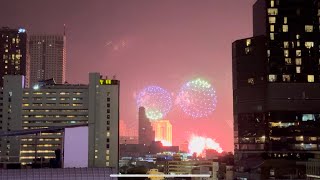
[233, 0, 320, 179]
[0, 27, 29, 87]
[138, 107, 155, 146]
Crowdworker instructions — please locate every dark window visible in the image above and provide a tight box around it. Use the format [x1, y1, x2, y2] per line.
[107, 138, 109, 143]
[107, 98, 110, 102]
[107, 109, 110, 113]
[107, 103, 110, 108]
[107, 144, 110, 148]
[107, 115, 110, 119]
[107, 126, 110, 131]
[107, 121, 110, 125]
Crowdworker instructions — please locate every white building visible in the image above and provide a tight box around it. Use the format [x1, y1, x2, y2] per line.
[0, 73, 119, 169]
[29, 34, 66, 86]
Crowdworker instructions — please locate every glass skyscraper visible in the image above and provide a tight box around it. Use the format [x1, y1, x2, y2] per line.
[233, 0, 320, 179]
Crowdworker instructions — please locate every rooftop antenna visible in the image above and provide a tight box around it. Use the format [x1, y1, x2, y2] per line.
[63, 24, 66, 36]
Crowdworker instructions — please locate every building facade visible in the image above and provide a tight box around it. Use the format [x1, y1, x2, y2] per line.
[151, 120, 172, 146]
[0, 27, 29, 87]
[138, 107, 155, 146]
[233, 0, 320, 179]
[29, 34, 66, 86]
[0, 73, 119, 169]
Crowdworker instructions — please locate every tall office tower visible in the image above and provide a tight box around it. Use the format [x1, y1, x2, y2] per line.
[151, 120, 172, 146]
[0, 27, 29, 87]
[29, 34, 66, 86]
[0, 73, 119, 169]
[88, 74, 119, 169]
[138, 107, 155, 146]
[233, 0, 320, 179]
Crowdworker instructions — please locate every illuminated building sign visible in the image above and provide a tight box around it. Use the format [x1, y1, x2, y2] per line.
[99, 79, 119, 85]
[18, 28, 26, 33]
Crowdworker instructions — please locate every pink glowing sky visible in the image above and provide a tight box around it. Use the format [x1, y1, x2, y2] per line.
[2, 0, 256, 152]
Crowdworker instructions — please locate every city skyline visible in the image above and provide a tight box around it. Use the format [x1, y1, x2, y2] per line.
[1, 0, 257, 152]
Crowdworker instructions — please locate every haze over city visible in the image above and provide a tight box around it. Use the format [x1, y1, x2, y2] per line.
[1, 0, 256, 153]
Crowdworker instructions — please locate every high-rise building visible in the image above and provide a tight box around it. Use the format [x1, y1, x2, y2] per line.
[233, 0, 320, 179]
[151, 120, 172, 146]
[138, 107, 155, 146]
[0, 27, 29, 87]
[0, 73, 119, 169]
[29, 34, 66, 86]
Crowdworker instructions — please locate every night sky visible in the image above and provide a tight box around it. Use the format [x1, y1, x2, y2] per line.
[2, 0, 256, 152]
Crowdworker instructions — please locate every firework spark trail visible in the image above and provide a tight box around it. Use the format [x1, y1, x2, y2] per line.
[188, 135, 223, 157]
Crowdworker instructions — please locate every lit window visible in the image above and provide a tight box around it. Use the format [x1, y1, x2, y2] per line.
[269, 17, 276, 24]
[245, 47, 251, 54]
[284, 50, 289, 57]
[282, 75, 290, 82]
[267, 50, 270, 57]
[270, 25, 274, 32]
[305, 42, 314, 49]
[296, 136, 304, 141]
[285, 58, 291, 65]
[271, 0, 274, 7]
[296, 50, 301, 57]
[5, 66, 7, 69]
[107, 132, 110, 137]
[248, 78, 254, 85]
[268, 75, 277, 82]
[284, 17, 288, 24]
[297, 41, 300, 47]
[295, 58, 302, 65]
[305, 25, 313, 32]
[270, 33, 275, 40]
[23, 104, 29, 107]
[296, 34, 300, 39]
[318, 9, 320, 16]
[246, 39, 251, 46]
[268, 8, 278, 15]
[308, 75, 314, 82]
[283, 41, 289, 48]
[296, 66, 301, 73]
[282, 25, 288, 32]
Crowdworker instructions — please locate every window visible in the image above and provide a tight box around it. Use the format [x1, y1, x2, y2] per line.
[268, 75, 277, 82]
[305, 25, 313, 32]
[296, 34, 300, 39]
[282, 75, 290, 82]
[296, 58, 302, 65]
[245, 47, 251, 54]
[271, 0, 274, 7]
[283, 41, 289, 48]
[248, 78, 254, 85]
[285, 58, 291, 65]
[284, 17, 288, 24]
[268, 8, 278, 15]
[305, 42, 314, 49]
[282, 25, 288, 32]
[270, 25, 274, 32]
[296, 66, 301, 73]
[308, 75, 314, 82]
[269, 17, 276, 24]
[270, 33, 275, 40]
[296, 50, 301, 57]
[267, 50, 270, 57]
[284, 50, 289, 57]
[246, 39, 251, 46]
